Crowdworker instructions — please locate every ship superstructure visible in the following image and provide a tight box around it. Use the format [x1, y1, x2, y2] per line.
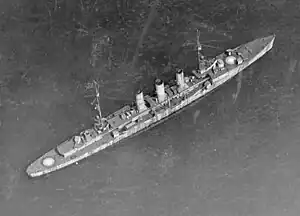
[26, 34, 275, 177]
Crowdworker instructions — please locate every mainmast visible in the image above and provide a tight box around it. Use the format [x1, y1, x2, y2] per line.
[196, 29, 202, 62]
[93, 80, 102, 119]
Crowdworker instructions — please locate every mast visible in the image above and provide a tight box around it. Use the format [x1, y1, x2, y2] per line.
[93, 80, 102, 119]
[196, 29, 202, 64]
[196, 29, 205, 73]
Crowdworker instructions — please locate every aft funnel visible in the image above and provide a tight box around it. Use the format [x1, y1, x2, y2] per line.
[135, 90, 147, 112]
[176, 69, 185, 90]
[155, 79, 165, 103]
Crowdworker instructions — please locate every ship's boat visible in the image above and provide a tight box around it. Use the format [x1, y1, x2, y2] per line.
[26, 34, 275, 177]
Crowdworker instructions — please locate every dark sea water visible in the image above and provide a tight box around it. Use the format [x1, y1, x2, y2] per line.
[2, 1, 300, 215]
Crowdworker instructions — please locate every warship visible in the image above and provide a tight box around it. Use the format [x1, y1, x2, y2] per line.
[26, 33, 275, 177]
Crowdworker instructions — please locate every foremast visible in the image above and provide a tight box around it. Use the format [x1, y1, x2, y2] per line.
[90, 80, 108, 132]
[196, 29, 219, 76]
[196, 29, 206, 74]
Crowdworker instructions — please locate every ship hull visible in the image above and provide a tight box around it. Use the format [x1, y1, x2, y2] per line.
[26, 35, 275, 177]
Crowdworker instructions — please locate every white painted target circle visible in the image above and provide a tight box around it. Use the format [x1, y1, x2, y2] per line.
[42, 157, 55, 167]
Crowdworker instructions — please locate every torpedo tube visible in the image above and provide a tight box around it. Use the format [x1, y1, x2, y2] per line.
[176, 69, 185, 90]
[155, 79, 165, 103]
[135, 90, 147, 112]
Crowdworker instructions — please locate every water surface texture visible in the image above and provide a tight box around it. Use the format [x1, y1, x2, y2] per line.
[1, 0, 300, 215]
